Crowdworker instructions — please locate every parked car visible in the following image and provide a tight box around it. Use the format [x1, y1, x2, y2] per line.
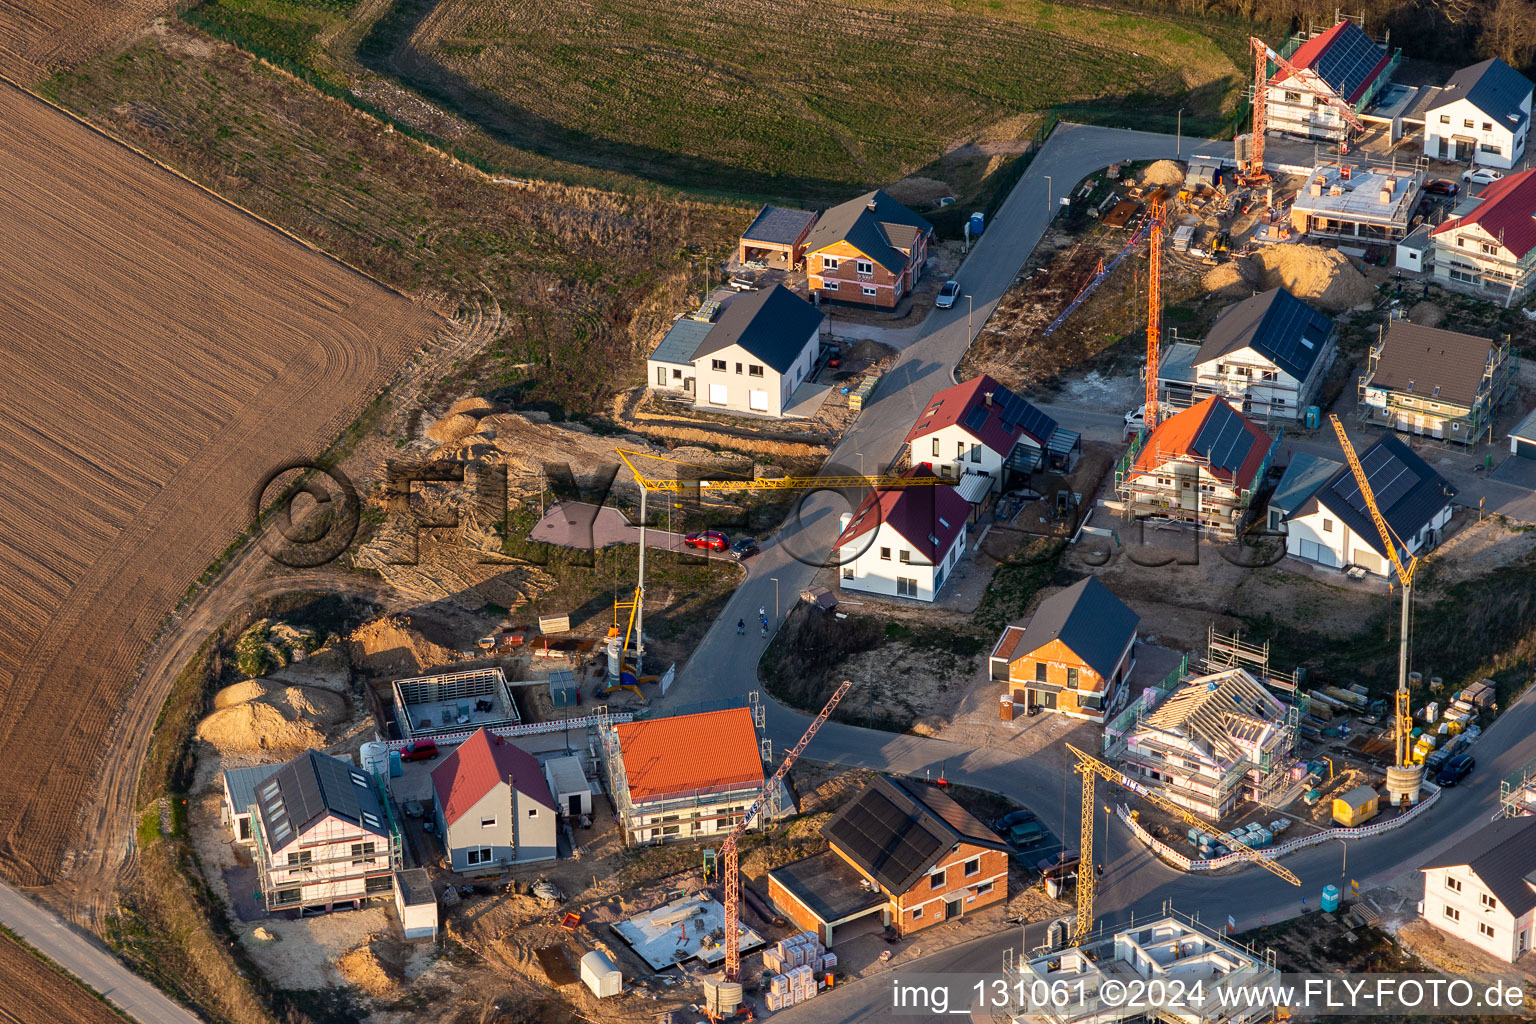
[1124, 404, 1146, 429]
[1423, 178, 1460, 196]
[935, 280, 961, 309]
[402, 800, 425, 818]
[1037, 850, 1082, 880]
[683, 530, 730, 552]
[993, 809, 1037, 833]
[1436, 754, 1475, 787]
[1463, 167, 1504, 186]
[400, 740, 439, 762]
[1007, 821, 1048, 847]
[731, 537, 760, 560]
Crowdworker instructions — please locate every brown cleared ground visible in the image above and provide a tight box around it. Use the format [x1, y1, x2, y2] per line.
[0, 81, 441, 886]
[0, 0, 172, 80]
[0, 932, 123, 1024]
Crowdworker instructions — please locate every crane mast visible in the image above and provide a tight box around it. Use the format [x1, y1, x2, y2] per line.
[721, 680, 853, 983]
[1144, 197, 1166, 429]
[1245, 35, 1367, 182]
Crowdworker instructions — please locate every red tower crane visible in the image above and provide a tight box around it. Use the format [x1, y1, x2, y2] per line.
[1244, 35, 1367, 182]
[720, 680, 853, 984]
[1144, 195, 1166, 429]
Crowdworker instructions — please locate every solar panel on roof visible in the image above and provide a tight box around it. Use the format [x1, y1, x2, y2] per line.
[1363, 448, 1417, 509]
[1311, 25, 1382, 99]
[964, 406, 989, 432]
[1193, 403, 1257, 474]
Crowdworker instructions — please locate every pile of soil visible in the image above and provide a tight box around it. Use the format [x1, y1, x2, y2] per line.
[348, 614, 463, 677]
[1142, 160, 1185, 186]
[446, 396, 498, 418]
[196, 680, 346, 753]
[1408, 301, 1445, 327]
[337, 940, 403, 999]
[1202, 246, 1374, 311]
[426, 412, 478, 444]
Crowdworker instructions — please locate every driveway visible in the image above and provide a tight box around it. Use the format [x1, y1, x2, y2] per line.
[528, 501, 686, 552]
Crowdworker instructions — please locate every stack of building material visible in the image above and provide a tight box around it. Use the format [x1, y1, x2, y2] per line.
[1460, 680, 1495, 710]
[762, 932, 831, 1010]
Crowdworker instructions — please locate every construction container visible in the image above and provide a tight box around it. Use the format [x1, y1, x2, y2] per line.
[847, 376, 878, 412]
[580, 951, 622, 998]
[1332, 785, 1379, 826]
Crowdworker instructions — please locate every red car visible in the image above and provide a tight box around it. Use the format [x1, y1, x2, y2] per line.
[399, 740, 439, 762]
[1424, 178, 1460, 197]
[683, 530, 730, 552]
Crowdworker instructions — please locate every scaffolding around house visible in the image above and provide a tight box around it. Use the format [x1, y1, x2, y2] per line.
[1499, 754, 1536, 818]
[1204, 625, 1301, 694]
[1357, 326, 1517, 445]
[1114, 434, 1279, 538]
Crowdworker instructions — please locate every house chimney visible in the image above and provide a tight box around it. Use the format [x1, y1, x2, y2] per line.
[984, 391, 994, 407]
[866, 197, 878, 211]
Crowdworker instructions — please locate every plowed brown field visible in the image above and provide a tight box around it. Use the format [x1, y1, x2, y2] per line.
[0, 0, 171, 79]
[0, 82, 441, 886]
[0, 932, 122, 1024]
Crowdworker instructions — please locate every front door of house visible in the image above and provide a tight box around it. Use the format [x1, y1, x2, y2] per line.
[945, 897, 962, 921]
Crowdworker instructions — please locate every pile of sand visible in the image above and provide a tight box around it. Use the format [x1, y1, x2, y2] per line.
[337, 941, 403, 999]
[1142, 160, 1185, 186]
[426, 412, 479, 444]
[1408, 302, 1445, 327]
[349, 614, 462, 677]
[197, 680, 346, 753]
[1200, 247, 1374, 311]
[446, 396, 498, 418]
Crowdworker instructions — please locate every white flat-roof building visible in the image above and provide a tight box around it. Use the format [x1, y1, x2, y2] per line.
[1288, 163, 1423, 245]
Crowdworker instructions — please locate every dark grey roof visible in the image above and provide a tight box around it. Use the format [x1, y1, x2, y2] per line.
[650, 318, 714, 367]
[690, 284, 824, 373]
[1290, 434, 1456, 559]
[822, 777, 1008, 895]
[1436, 58, 1533, 128]
[1195, 288, 1334, 382]
[741, 205, 818, 246]
[224, 763, 283, 817]
[768, 850, 887, 924]
[1014, 577, 1139, 680]
[1369, 321, 1501, 408]
[395, 867, 435, 907]
[256, 750, 389, 850]
[1269, 453, 1342, 515]
[1421, 816, 1536, 916]
[803, 190, 932, 275]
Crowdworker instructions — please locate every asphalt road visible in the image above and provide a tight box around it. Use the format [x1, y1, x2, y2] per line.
[0, 882, 202, 1024]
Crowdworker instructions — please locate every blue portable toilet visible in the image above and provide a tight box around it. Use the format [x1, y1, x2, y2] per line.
[1305, 406, 1320, 429]
[969, 212, 986, 236]
[389, 751, 403, 777]
[1321, 884, 1340, 912]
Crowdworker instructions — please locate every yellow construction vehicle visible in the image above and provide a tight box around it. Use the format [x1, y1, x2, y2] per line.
[1066, 743, 1300, 943]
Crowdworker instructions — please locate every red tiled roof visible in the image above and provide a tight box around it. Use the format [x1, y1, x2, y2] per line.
[1272, 21, 1391, 104]
[1430, 168, 1536, 258]
[903, 374, 1051, 454]
[615, 708, 763, 803]
[834, 466, 971, 562]
[431, 728, 555, 826]
[1130, 397, 1271, 489]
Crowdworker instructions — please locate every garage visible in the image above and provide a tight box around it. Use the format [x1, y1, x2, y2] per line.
[1510, 409, 1536, 459]
[738, 205, 818, 270]
[1297, 539, 1340, 567]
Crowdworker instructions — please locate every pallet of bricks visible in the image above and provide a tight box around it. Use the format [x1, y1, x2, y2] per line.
[761, 931, 838, 1011]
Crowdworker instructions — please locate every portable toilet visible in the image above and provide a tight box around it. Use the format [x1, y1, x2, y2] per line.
[388, 751, 403, 777]
[1305, 406, 1320, 429]
[580, 950, 622, 998]
[1321, 884, 1341, 912]
[969, 211, 986, 236]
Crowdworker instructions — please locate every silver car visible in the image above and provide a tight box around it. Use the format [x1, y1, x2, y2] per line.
[936, 280, 960, 309]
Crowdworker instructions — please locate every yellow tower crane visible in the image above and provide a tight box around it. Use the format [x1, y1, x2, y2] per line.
[1066, 743, 1300, 943]
[611, 449, 950, 675]
[1328, 415, 1419, 771]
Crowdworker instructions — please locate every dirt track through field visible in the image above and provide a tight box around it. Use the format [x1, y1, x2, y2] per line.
[0, 81, 442, 887]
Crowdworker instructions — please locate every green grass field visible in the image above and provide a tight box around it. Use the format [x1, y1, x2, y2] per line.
[186, 0, 1264, 200]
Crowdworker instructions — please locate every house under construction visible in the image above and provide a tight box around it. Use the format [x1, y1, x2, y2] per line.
[599, 704, 770, 845]
[1288, 162, 1426, 244]
[1358, 320, 1515, 444]
[1005, 907, 1278, 1024]
[1117, 667, 1303, 820]
[1115, 398, 1279, 538]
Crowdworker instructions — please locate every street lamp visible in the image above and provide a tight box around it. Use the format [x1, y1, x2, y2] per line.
[1177, 107, 1185, 158]
[967, 293, 974, 335]
[1044, 175, 1053, 216]
[1102, 805, 1112, 871]
[1337, 837, 1347, 878]
[769, 577, 780, 621]
[855, 452, 865, 479]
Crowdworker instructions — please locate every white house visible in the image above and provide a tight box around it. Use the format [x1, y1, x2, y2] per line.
[1265, 20, 1395, 142]
[1283, 434, 1455, 576]
[1423, 58, 1533, 169]
[1420, 816, 1536, 963]
[600, 707, 765, 846]
[1429, 168, 1536, 305]
[1162, 288, 1335, 422]
[431, 728, 557, 872]
[835, 467, 971, 603]
[222, 762, 281, 844]
[249, 750, 400, 913]
[903, 373, 1061, 495]
[646, 283, 825, 418]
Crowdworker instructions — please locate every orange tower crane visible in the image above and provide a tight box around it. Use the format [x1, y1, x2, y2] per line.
[1245, 36, 1367, 181]
[1144, 196, 1166, 429]
[721, 680, 853, 984]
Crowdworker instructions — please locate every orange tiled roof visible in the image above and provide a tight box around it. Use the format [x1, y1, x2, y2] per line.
[615, 707, 763, 803]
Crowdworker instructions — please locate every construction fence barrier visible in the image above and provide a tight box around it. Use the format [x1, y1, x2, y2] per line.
[1117, 783, 1442, 875]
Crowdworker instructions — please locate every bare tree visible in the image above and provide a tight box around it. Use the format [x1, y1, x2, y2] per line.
[1481, 0, 1536, 66]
